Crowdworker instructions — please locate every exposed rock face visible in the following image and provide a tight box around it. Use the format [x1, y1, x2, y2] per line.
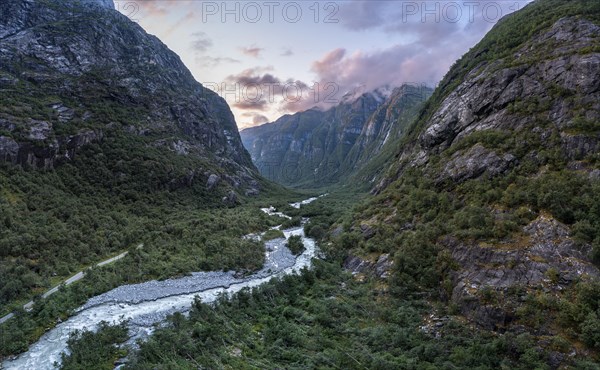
[79, 0, 115, 8]
[349, 14, 600, 356]
[222, 190, 239, 206]
[561, 133, 600, 160]
[343, 253, 393, 279]
[0, 0, 257, 189]
[377, 17, 600, 192]
[344, 85, 433, 177]
[420, 19, 599, 153]
[241, 85, 431, 187]
[0, 137, 19, 163]
[0, 130, 102, 169]
[448, 215, 599, 331]
[387, 18, 600, 327]
[206, 174, 220, 190]
[241, 90, 384, 186]
[439, 144, 517, 183]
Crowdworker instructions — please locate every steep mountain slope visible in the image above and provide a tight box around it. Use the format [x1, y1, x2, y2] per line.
[55, 1, 600, 369]
[241, 88, 386, 187]
[346, 84, 434, 184]
[0, 0, 270, 319]
[0, 0, 253, 178]
[241, 85, 431, 187]
[333, 0, 600, 361]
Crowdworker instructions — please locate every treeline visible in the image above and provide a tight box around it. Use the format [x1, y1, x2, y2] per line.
[59, 172, 600, 367]
[63, 261, 598, 369]
[0, 130, 283, 313]
[0, 123, 301, 359]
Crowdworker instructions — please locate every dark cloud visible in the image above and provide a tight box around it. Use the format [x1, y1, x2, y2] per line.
[306, 44, 448, 105]
[338, 1, 531, 36]
[224, 68, 313, 114]
[239, 113, 270, 129]
[232, 100, 269, 111]
[271, 44, 442, 113]
[293, 1, 534, 112]
[224, 68, 277, 111]
[337, 1, 387, 30]
[240, 46, 264, 58]
[251, 114, 269, 125]
[333, 0, 533, 63]
[227, 69, 281, 86]
[196, 56, 240, 68]
[281, 48, 294, 57]
[227, 30, 490, 114]
[190, 32, 212, 52]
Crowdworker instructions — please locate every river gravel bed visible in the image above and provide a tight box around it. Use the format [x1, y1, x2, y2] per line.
[2, 199, 320, 370]
[81, 237, 297, 309]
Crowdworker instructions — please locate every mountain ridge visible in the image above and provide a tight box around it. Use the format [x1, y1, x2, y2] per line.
[0, 0, 261, 190]
[333, 3, 600, 359]
[241, 84, 432, 188]
[0, 0, 275, 335]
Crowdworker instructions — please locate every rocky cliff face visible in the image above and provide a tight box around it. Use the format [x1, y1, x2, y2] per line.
[378, 16, 600, 192]
[241, 85, 431, 187]
[425, 15, 600, 339]
[0, 0, 257, 193]
[348, 86, 427, 163]
[340, 4, 600, 362]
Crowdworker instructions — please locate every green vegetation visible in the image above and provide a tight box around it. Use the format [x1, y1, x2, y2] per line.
[0, 199, 287, 357]
[65, 262, 572, 369]
[262, 229, 285, 241]
[59, 321, 129, 370]
[5, 0, 600, 367]
[285, 235, 304, 255]
[0, 144, 282, 308]
[0, 128, 301, 358]
[281, 216, 302, 229]
[294, 189, 367, 242]
[314, 0, 600, 357]
[242, 86, 432, 189]
[403, 0, 600, 148]
[59, 179, 600, 367]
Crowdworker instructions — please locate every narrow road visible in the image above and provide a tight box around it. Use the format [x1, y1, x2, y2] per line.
[0, 244, 143, 325]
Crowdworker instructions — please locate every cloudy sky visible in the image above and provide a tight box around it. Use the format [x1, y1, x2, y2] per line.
[115, 0, 532, 129]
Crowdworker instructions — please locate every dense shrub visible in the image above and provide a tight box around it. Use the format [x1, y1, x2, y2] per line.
[285, 235, 304, 255]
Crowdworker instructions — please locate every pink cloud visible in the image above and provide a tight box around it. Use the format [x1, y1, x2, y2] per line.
[240, 46, 264, 58]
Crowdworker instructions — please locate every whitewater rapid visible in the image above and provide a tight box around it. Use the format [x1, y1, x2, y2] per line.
[2, 198, 320, 370]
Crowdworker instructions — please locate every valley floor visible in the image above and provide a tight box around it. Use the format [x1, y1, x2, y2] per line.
[0, 187, 303, 360]
[19, 189, 600, 369]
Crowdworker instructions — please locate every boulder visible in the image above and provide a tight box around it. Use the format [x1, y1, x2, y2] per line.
[206, 174, 220, 190]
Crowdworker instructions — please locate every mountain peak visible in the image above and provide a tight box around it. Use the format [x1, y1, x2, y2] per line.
[340, 85, 394, 105]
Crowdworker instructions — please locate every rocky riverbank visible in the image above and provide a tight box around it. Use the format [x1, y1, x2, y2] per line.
[2, 198, 321, 370]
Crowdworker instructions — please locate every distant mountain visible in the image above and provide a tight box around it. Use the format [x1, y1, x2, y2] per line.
[241, 85, 432, 187]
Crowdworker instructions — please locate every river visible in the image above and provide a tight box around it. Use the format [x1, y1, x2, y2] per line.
[2, 197, 320, 370]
